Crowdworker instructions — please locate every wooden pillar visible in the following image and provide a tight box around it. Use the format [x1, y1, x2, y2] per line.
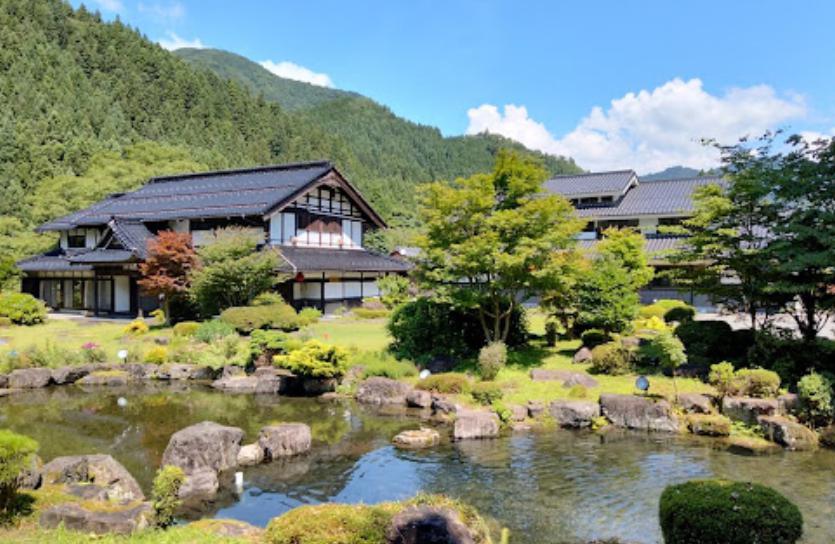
[93, 272, 99, 317]
[360, 272, 364, 298]
[320, 272, 326, 313]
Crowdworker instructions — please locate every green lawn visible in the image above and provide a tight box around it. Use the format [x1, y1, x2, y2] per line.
[304, 316, 392, 352]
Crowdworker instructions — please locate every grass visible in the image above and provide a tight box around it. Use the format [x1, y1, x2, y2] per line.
[304, 317, 392, 351]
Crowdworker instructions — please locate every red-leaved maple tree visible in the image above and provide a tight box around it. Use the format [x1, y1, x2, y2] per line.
[138, 231, 199, 322]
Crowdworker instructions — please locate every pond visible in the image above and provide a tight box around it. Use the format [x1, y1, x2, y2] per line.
[1, 383, 834, 544]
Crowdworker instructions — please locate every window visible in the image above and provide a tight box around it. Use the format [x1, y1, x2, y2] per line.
[658, 217, 684, 226]
[599, 195, 614, 203]
[67, 230, 86, 248]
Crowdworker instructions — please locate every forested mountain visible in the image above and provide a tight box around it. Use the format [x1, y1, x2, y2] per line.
[0, 0, 580, 273]
[641, 166, 702, 180]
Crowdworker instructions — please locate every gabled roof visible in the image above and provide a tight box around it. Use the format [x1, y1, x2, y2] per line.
[574, 175, 724, 218]
[543, 170, 637, 198]
[16, 249, 93, 273]
[277, 247, 412, 273]
[36, 161, 385, 231]
[108, 219, 154, 259]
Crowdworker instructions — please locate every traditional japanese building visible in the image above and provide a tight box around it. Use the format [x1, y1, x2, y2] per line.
[544, 170, 724, 308]
[17, 161, 410, 316]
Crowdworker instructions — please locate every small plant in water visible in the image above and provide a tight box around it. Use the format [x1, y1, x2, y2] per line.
[151, 465, 185, 528]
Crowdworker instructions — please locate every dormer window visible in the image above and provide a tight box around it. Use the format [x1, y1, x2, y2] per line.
[67, 229, 87, 248]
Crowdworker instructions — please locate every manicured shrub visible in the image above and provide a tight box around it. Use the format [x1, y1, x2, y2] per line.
[0, 292, 47, 325]
[675, 319, 736, 367]
[198, 335, 248, 369]
[639, 299, 689, 320]
[796, 372, 833, 427]
[580, 329, 610, 348]
[151, 465, 185, 528]
[252, 292, 286, 306]
[249, 329, 292, 352]
[589, 341, 635, 375]
[273, 340, 349, 379]
[544, 319, 559, 347]
[80, 342, 107, 363]
[388, 297, 526, 361]
[659, 479, 803, 544]
[356, 351, 418, 380]
[194, 319, 236, 343]
[664, 305, 696, 323]
[173, 321, 200, 337]
[123, 319, 149, 335]
[353, 307, 389, 319]
[708, 362, 736, 396]
[144, 346, 168, 365]
[478, 341, 507, 381]
[220, 303, 301, 334]
[297, 307, 321, 327]
[471, 382, 503, 405]
[734, 368, 780, 398]
[416, 373, 471, 394]
[0, 429, 39, 515]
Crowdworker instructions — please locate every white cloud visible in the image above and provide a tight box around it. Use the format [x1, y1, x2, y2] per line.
[90, 0, 124, 13]
[259, 60, 333, 88]
[157, 31, 205, 51]
[138, 2, 185, 22]
[466, 78, 807, 173]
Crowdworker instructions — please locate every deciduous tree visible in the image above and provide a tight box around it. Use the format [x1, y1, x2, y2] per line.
[138, 231, 198, 323]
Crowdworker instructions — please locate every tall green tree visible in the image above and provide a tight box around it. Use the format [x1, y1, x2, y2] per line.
[417, 150, 582, 344]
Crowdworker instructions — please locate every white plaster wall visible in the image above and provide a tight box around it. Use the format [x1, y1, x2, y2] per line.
[114, 276, 130, 313]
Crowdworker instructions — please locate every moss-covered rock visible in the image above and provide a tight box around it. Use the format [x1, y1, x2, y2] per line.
[687, 414, 731, 437]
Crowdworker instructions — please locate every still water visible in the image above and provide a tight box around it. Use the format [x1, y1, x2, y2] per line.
[1, 383, 833, 543]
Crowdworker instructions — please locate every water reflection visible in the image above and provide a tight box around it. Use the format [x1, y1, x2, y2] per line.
[1, 384, 834, 543]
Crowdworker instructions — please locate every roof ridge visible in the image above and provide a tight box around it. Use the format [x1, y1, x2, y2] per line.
[547, 169, 636, 179]
[639, 175, 724, 183]
[148, 160, 332, 184]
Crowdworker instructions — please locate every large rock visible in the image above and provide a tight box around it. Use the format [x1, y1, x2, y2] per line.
[529, 369, 598, 388]
[453, 411, 499, 440]
[40, 502, 152, 535]
[758, 415, 818, 451]
[8, 368, 52, 388]
[356, 377, 411, 405]
[77, 371, 131, 386]
[41, 454, 144, 501]
[0, 373, 8, 388]
[721, 396, 778, 425]
[778, 394, 799, 415]
[52, 365, 95, 385]
[573, 347, 593, 364]
[385, 506, 475, 544]
[258, 423, 312, 458]
[549, 400, 600, 428]
[178, 468, 219, 500]
[677, 393, 713, 414]
[431, 394, 460, 415]
[162, 421, 244, 475]
[212, 375, 282, 394]
[393, 428, 441, 449]
[687, 414, 731, 436]
[406, 389, 433, 409]
[17, 454, 43, 490]
[527, 400, 546, 418]
[237, 443, 265, 466]
[222, 365, 246, 379]
[599, 394, 679, 432]
[508, 404, 528, 422]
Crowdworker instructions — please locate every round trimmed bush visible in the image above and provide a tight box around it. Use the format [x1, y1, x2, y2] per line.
[173, 321, 200, 337]
[659, 479, 802, 544]
[0, 292, 47, 325]
[0, 429, 39, 514]
[664, 305, 695, 323]
[415, 373, 471, 394]
[589, 341, 635, 375]
[477, 341, 507, 381]
[580, 328, 610, 349]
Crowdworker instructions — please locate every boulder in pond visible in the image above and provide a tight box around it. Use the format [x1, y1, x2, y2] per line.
[258, 423, 312, 459]
[356, 377, 411, 405]
[721, 396, 778, 425]
[0, 373, 7, 388]
[549, 400, 600, 428]
[406, 389, 432, 409]
[527, 400, 546, 418]
[41, 454, 144, 501]
[573, 347, 593, 364]
[212, 375, 282, 394]
[8, 368, 52, 388]
[431, 394, 460, 415]
[237, 443, 265, 466]
[677, 393, 713, 414]
[222, 365, 246, 379]
[687, 414, 731, 436]
[178, 468, 219, 500]
[385, 506, 476, 544]
[778, 393, 799, 415]
[39, 502, 152, 535]
[758, 415, 818, 451]
[52, 364, 95, 385]
[392, 428, 441, 449]
[162, 421, 244, 475]
[819, 425, 835, 449]
[599, 394, 679, 432]
[508, 404, 528, 422]
[76, 370, 131, 386]
[299, 377, 336, 395]
[453, 410, 499, 440]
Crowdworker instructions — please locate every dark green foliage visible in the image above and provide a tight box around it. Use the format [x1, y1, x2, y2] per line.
[151, 465, 185, 528]
[544, 319, 559, 347]
[796, 372, 833, 427]
[589, 341, 635, 375]
[659, 479, 803, 544]
[219, 303, 300, 334]
[415, 373, 471, 394]
[0, 429, 38, 516]
[0, 292, 47, 325]
[664, 305, 696, 323]
[249, 329, 292, 352]
[194, 319, 236, 344]
[470, 382, 504, 405]
[674, 320, 736, 367]
[734, 368, 781, 398]
[387, 297, 526, 361]
[580, 329, 610, 348]
[747, 330, 835, 386]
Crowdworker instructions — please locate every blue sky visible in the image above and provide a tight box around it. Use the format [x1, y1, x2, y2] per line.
[80, 0, 835, 173]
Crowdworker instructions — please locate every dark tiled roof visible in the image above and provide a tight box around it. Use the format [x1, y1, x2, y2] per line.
[37, 161, 334, 231]
[109, 219, 154, 259]
[578, 236, 687, 260]
[544, 170, 636, 197]
[277, 247, 412, 273]
[575, 176, 725, 218]
[16, 249, 93, 272]
[69, 249, 138, 264]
